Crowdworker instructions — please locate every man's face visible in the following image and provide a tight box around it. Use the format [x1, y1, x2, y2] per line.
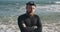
[26, 5, 36, 14]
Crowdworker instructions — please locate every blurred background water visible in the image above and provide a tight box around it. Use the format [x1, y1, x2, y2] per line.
[0, 0, 60, 32]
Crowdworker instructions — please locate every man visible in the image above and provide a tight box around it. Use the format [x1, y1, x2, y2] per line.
[18, 1, 42, 32]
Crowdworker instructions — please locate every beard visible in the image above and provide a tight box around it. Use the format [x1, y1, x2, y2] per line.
[26, 11, 32, 14]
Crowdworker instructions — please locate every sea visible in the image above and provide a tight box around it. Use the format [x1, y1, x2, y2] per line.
[0, 0, 60, 32]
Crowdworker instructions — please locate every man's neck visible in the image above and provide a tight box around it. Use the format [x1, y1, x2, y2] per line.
[29, 13, 34, 16]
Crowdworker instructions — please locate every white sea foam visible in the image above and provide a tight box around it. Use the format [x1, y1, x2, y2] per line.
[0, 22, 60, 32]
[36, 4, 60, 12]
[55, 1, 60, 4]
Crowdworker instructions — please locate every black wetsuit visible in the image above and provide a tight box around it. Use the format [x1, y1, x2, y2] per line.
[18, 13, 42, 32]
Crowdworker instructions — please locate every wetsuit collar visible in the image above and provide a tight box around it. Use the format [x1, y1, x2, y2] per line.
[26, 13, 35, 17]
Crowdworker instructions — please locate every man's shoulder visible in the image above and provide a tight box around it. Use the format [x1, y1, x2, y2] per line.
[18, 14, 26, 19]
[19, 14, 26, 17]
[34, 14, 40, 20]
[34, 14, 40, 18]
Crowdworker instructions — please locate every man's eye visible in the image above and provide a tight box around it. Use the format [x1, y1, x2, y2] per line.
[32, 8, 35, 9]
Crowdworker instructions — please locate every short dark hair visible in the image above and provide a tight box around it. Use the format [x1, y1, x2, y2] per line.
[26, 1, 36, 6]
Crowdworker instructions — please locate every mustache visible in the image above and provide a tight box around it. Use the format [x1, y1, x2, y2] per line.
[26, 11, 32, 14]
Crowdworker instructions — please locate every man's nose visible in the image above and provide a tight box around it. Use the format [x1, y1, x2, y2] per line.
[31, 7, 33, 10]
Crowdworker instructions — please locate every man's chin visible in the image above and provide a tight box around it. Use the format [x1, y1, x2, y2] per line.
[27, 12, 32, 14]
[28, 12, 33, 14]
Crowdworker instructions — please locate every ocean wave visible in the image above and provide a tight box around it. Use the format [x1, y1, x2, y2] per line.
[0, 1, 58, 5]
[0, 1, 20, 6]
[55, 1, 60, 4]
[36, 4, 60, 12]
